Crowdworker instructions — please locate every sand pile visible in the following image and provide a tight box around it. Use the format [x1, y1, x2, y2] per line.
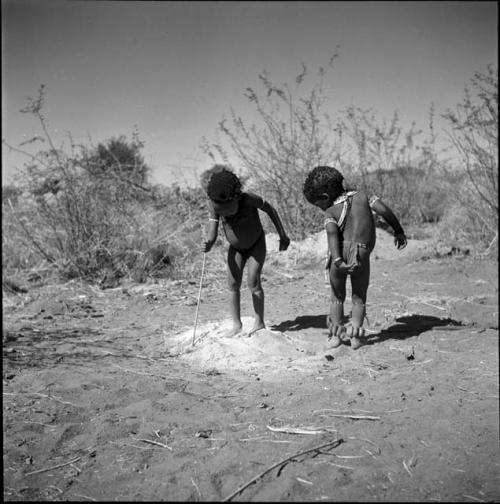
[164, 230, 431, 374]
[166, 316, 326, 372]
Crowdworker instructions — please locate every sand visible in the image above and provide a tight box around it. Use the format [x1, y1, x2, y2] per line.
[166, 316, 332, 373]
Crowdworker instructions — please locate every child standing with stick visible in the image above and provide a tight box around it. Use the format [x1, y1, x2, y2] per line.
[303, 165, 407, 349]
[201, 165, 290, 337]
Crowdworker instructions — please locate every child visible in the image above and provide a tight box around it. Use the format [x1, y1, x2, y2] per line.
[303, 165, 407, 350]
[202, 165, 291, 337]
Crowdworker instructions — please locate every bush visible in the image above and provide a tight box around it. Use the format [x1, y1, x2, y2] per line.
[442, 64, 498, 250]
[202, 55, 451, 238]
[2, 86, 208, 283]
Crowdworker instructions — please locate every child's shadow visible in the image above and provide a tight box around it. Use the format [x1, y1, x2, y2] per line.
[271, 314, 327, 332]
[271, 314, 465, 344]
[365, 314, 464, 345]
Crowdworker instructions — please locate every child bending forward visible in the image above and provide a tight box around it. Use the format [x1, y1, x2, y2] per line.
[202, 165, 290, 337]
[303, 166, 407, 349]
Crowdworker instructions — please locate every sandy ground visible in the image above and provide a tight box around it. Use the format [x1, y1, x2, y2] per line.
[3, 228, 499, 502]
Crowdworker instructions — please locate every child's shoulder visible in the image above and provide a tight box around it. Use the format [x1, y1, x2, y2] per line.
[243, 190, 262, 199]
[333, 190, 360, 205]
[351, 191, 380, 208]
[242, 191, 265, 207]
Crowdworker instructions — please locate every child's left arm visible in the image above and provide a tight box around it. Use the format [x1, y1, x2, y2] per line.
[261, 201, 290, 251]
[370, 198, 407, 250]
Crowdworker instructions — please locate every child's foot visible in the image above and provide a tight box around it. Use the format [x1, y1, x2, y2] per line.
[348, 327, 365, 350]
[247, 321, 265, 337]
[328, 335, 343, 348]
[350, 336, 362, 350]
[224, 324, 243, 337]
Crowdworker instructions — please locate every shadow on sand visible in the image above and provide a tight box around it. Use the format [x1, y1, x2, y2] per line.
[271, 314, 327, 332]
[271, 313, 465, 344]
[365, 314, 465, 345]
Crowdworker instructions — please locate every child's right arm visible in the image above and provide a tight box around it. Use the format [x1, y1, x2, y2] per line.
[370, 198, 407, 250]
[203, 214, 219, 253]
[325, 220, 358, 274]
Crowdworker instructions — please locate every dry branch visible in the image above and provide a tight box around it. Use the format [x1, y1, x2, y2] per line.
[132, 437, 172, 450]
[25, 456, 81, 476]
[223, 438, 343, 501]
[266, 425, 336, 435]
[321, 414, 381, 421]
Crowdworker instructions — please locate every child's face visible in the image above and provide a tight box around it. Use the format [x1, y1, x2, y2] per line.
[212, 195, 240, 217]
[313, 193, 332, 211]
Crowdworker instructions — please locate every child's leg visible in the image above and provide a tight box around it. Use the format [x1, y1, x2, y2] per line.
[245, 233, 266, 336]
[349, 248, 370, 349]
[226, 245, 246, 336]
[328, 267, 347, 346]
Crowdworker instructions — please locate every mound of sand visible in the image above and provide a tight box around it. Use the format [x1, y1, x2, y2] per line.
[165, 230, 432, 374]
[166, 317, 327, 372]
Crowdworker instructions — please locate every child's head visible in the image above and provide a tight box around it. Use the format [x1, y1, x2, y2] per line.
[303, 165, 344, 210]
[202, 164, 242, 216]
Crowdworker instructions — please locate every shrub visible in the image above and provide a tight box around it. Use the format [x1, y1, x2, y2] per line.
[202, 55, 450, 237]
[2, 86, 208, 283]
[441, 64, 498, 251]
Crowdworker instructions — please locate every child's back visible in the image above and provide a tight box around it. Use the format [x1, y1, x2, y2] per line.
[324, 191, 377, 251]
[303, 165, 407, 350]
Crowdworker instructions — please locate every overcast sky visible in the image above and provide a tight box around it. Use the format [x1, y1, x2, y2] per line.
[2, 0, 498, 187]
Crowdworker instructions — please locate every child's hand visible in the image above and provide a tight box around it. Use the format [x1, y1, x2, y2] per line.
[336, 260, 359, 275]
[203, 240, 215, 253]
[279, 235, 290, 251]
[394, 233, 407, 250]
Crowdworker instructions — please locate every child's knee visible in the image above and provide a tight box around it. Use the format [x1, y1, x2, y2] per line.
[352, 294, 366, 305]
[228, 278, 242, 291]
[247, 279, 262, 294]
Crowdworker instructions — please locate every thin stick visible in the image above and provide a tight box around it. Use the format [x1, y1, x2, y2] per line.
[327, 462, 355, 470]
[132, 437, 172, 450]
[223, 438, 343, 502]
[323, 414, 381, 421]
[266, 425, 336, 435]
[73, 494, 97, 502]
[25, 456, 81, 476]
[192, 253, 207, 347]
[191, 477, 202, 499]
[402, 459, 413, 477]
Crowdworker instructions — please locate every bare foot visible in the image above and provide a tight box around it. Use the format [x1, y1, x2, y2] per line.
[224, 324, 243, 338]
[328, 335, 343, 348]
[247, 322, 265, 337]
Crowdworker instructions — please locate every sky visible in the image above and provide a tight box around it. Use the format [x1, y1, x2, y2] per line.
[2, 0, 498, 187]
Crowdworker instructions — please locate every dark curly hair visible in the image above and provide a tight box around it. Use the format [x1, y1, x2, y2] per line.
[303, 165, 344, 204]
[201, 164, 242, 202]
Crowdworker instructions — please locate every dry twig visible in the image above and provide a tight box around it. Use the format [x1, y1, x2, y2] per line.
[402, 459, 413, 477]
[73, 494, 97, 502]
[132, 437, 172, 450]
[25, 456, 81, 476]
[322, 414, 380, 421]
[266, 425, 336, 435]
[223, 438, 343, 501]
[191, 477, 202, 499]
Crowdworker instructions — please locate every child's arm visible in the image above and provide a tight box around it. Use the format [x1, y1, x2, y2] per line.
[203, 214, 219, 253]
[261, 201, 290, 251]
[370, 198, 407, 249]
[325, 214, 359, 274]
[325, 221, 343, 263]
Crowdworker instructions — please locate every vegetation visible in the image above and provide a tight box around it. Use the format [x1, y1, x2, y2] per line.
[2, 62, 497, 287]
[439, 64, 498, 253]
[201, 57, 460, 238]
[2, 86, 207, 284]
